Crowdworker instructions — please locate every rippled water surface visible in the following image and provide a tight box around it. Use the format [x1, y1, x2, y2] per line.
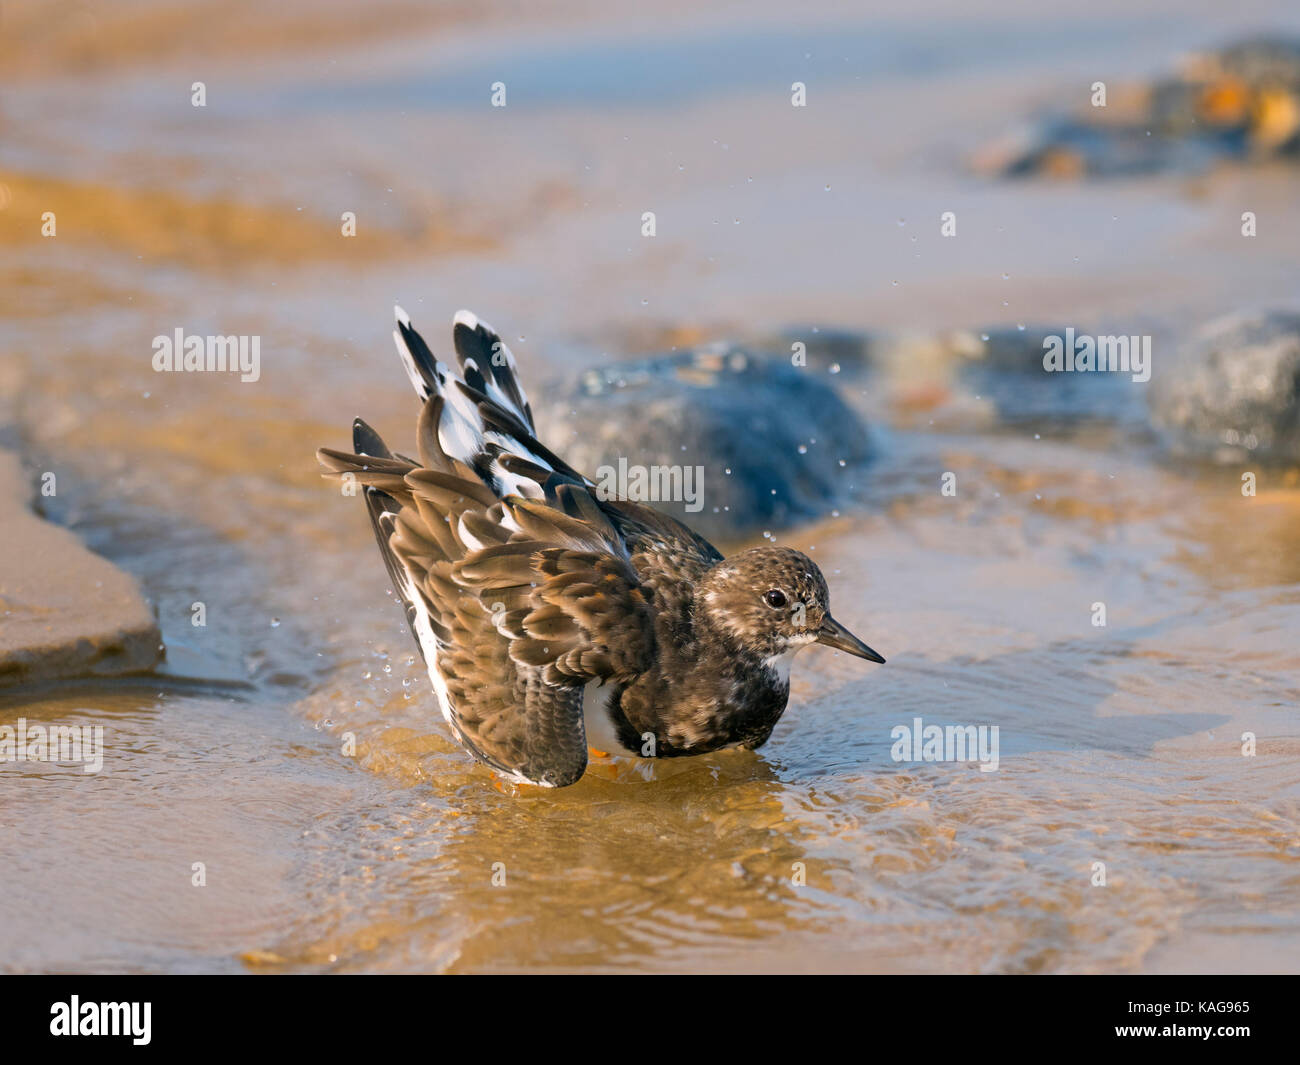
[2, 0, 1298, 972]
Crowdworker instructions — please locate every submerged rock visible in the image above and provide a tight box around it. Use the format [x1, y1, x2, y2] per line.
[1149, 311, 1300, 464]
[534, 345, 873, 540]
[0, 447, 162, 687]
[976, 116, 1224, 179]
[937, 326, 1142, 424]
[976, 35, 1300, 178]
[755, 325, 877, 377]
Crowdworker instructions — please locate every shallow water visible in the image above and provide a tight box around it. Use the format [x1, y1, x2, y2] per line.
[2, 0, 1298, 972]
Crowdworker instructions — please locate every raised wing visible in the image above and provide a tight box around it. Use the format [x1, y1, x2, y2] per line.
[318, 422, 656, 787]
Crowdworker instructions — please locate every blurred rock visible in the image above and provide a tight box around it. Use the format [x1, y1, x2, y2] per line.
[975, 35, 1300, 178]
[0, 446, 162, 688]
[975, 116, 1225, 179]
[755, 325, 877, 376]
[535, 345, 873, 540]
[1149, 310, 1300, 464]
[943, 326, 1066, 372]
[937, 326, 1140, 424]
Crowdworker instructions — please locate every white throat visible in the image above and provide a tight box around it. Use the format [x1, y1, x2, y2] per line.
[762, 634, 816, 684]
[762, 647, 800, 685]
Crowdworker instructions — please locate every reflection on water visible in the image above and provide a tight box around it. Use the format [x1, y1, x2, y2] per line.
[2, 0, 1298, 973]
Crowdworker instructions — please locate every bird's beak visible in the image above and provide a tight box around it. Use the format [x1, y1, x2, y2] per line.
[815, 615, 885, 663]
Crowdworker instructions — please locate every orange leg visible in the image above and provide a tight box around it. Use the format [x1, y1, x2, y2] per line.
[492, 777, 547, 796]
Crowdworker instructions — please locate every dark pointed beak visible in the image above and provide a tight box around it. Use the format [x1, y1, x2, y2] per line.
[816, 615, 885, 663]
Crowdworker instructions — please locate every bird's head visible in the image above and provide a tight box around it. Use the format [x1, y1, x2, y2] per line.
[696, 546, 885, 671]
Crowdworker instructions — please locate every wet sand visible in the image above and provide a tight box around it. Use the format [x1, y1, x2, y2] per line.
[2, 0, 1298, 972]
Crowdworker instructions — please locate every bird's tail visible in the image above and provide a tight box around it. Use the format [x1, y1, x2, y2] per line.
[390, 306, 586, 502]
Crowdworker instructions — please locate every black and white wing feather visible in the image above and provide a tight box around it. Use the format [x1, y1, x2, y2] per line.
[318, 308, 659, 786]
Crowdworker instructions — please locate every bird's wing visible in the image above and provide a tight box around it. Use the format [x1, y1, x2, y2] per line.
[452, 495, 658, 689]
[596, 497, 724, 621]
[319, 422, 655, 787]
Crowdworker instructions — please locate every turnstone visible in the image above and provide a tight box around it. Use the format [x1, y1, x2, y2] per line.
[318, 308, 885, 787]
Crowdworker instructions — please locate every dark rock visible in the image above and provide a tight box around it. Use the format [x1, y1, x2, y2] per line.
[1150, 311, 1300, 463]
[758, 326, 877, 377]
[1188, 36, 1300, 93]
[941, 326, 1141, 424]
[976, 35, 1300, 179]
[947, 326, 1069, 372]
[981, 116, 1224, 179]
[534, 345, 874, 540]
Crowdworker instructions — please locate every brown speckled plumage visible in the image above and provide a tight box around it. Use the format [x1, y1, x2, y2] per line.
[318, 308, 884, 787]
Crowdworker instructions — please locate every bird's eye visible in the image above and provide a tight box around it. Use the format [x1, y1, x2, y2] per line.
[764, 589, 787, 609]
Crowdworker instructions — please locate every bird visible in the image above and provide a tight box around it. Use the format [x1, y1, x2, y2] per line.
[317, 307, 885, 788]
